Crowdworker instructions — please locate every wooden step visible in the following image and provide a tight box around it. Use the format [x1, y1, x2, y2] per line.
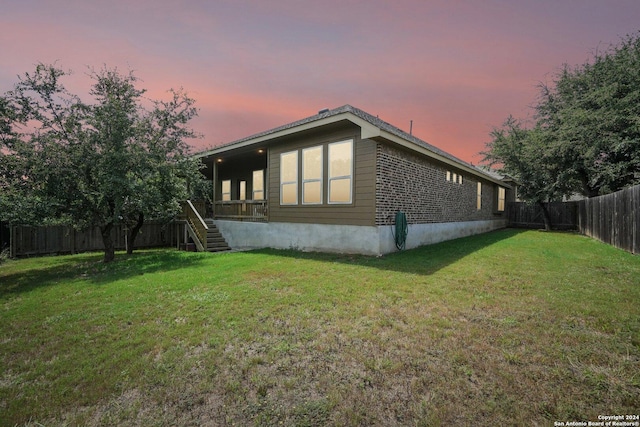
[204, 219, 230, 252]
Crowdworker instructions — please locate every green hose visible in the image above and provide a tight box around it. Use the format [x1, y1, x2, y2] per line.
[393, 211, 408, 250]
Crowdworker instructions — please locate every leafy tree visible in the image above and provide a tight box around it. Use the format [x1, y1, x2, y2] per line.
[0, 64, 204, 262]
[482, 117, 569, 230]
[483, 32, 640, 205]
[537, 33, 640, 196]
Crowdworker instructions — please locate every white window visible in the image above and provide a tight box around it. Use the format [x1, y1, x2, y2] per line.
[458, 175, 463, 185]
[446, 171, 451, 181]
[252, 170, 264, 200]
[302, 146, 323, 204]
[221, 180, 231, 201]
[498, 187, 506, 212]
[280, 151, 298, 205]
[477, 182, 482, 210]
[328, 140, 353, 204]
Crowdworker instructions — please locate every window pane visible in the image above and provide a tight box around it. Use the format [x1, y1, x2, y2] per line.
[329, 140, 352, 178]
[303, 181, 322, 204]
[281, 183, 297, 204]
[302, 146, 322, 204]
[253, 170, 264, 192]
[239, 180, 246, 200]
[303, 146, 322, 180]
[281, 151, 297, 182]
[280, 151, 298, 205]
[254, 190, 264, 200]
[329, 178, 351, 203]
[477, 182, 482, 210]
[222, 180, 231, 201]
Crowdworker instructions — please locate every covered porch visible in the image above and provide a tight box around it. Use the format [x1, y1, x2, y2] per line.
[198, 144, 269, 222]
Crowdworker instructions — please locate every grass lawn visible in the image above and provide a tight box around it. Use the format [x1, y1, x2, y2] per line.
[1, 229, 639, 426]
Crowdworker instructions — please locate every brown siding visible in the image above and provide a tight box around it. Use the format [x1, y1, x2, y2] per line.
[375, 143, 502, 225]
[268, 123, 376, 226]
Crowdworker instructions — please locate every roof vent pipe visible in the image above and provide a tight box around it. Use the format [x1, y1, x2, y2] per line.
[318, 108, 330, 114]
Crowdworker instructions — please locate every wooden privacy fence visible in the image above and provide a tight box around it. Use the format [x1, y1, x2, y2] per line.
[508, 184, 639, 254]
[578, 184, 639, 254]
[8, 220, 179, 258]
[507, 202, 578, 230]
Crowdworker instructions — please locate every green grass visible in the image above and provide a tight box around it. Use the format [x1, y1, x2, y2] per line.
[1, 229, 639, 426]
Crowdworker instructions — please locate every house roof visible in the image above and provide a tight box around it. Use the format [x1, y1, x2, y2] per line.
[476, 166, 520, 185]
[195, 104, 509, 187]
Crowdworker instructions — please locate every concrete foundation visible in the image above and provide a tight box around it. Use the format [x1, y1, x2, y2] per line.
[214, 219, 507, 256]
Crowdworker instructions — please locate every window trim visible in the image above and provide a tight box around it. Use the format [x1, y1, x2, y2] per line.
[280, 150, 299, 205]
[327, 139, 354, 205]
[301, 145, 323, 205]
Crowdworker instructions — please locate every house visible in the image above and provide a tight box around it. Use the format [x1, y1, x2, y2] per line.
[188, 105, 512, 255]
[477, 166, 521, 202]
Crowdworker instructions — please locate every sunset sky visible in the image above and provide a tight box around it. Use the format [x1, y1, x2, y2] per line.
[2, 0, 639, 163]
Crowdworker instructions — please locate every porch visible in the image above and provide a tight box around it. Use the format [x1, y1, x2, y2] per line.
[190, 200, 268, 222]
[197, 143, 269, 222]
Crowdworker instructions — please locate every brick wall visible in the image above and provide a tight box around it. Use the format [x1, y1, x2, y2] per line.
[375, 143, 500, 225]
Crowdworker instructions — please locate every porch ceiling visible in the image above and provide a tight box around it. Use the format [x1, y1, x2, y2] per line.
[200, 147, 267, 180]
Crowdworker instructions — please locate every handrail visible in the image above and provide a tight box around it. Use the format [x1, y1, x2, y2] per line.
[183, 219, 206, 252]
[186, 200, 208, 230]
[184, 200, 209, 249]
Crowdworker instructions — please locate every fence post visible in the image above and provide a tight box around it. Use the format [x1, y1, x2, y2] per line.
[9, 223, 15, 258]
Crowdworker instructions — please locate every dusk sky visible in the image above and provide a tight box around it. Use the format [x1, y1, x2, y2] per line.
[2, 0, 639, 164]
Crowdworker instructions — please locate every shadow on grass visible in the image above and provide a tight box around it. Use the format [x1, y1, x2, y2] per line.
[1, 229, 527, 297]
[249, 228, 527, 276]
[0, 249, 209, 297]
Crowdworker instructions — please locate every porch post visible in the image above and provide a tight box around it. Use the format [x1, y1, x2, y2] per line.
[212, 159, 217, 218]
[265, 148, 269, 221]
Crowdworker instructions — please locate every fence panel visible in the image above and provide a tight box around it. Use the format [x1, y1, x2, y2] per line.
[577, 184, 639, 254]
[507, 202, 578, 230]
[507, 185, 638, 254]
[10, 221, 178, 257]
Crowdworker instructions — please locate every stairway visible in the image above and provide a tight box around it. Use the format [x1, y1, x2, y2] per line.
[183, 200, 231, 253]
[203, 219, 231, 252]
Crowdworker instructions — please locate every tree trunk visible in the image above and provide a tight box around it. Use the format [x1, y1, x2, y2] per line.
[537, 201, 553, 231]
[579, 171, 600, 198]
[127, 212, 144, 255]
[101, 222, 115, 263]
